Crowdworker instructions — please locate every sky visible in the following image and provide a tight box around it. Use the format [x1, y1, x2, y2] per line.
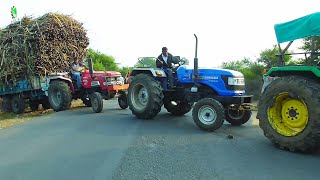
[0, 0, 319, 68]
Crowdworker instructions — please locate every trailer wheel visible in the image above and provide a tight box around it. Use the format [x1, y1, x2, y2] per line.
[11, 95, 25, 114]
[192, 98, 225, 131]
[48, 81, 72, 112]
[118, 92, 128, 109]
[1, 96, 12, 112]
[29, 100, 40, 111]
[91, 92, 103, 113]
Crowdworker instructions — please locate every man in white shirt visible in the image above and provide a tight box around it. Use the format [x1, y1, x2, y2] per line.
[70, 59, 87, 88]
[156, 47, 174, 89]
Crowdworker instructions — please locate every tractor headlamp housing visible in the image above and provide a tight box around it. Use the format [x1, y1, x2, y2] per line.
[155, 70, 164, 76]
[105, 76, 124, 85]
[228, 77, 245, 86]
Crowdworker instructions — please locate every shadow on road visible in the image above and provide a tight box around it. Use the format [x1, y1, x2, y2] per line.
[53, 104, 320, 156]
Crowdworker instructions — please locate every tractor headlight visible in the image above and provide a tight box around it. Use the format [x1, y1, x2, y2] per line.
[228, 77, 245, 85]
[117, 77, 124, 85]
[155, 70, 164, 76]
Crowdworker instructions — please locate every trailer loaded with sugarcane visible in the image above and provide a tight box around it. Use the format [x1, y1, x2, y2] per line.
[0, 13, 129, 114]
[257, 12, 320, 152]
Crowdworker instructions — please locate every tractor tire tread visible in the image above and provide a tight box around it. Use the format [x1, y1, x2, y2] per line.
[257, 76, 320, 152]
[128, 74, 163, 119]
[48, 81, 72, 112]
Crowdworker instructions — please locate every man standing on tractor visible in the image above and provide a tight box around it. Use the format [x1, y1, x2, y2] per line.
[156, 47, 174, 89]
[70, 59, 87, 88]
[124, 70, 131, 84]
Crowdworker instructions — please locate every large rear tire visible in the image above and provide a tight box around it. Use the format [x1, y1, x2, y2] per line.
[11, 94, 25, 114]
[128, 74, 163, 119]
[257, 76, 320, 152]
[90, 92, 103, 113]
[225, 108, 251, 126]
[48, 81, 72, 112]
[164, 99, 193, 116]
[192, 98, 225, 131]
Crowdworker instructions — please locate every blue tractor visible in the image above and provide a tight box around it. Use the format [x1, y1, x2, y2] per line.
[127, 34, 253, 131]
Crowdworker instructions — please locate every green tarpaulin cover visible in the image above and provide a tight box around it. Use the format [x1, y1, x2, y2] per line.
[274, 12, 320, 43]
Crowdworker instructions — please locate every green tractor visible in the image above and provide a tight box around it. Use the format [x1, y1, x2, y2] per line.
[257, 12, 320, 152]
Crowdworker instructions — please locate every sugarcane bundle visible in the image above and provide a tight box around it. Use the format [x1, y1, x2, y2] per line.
[0, 13, 89, 83]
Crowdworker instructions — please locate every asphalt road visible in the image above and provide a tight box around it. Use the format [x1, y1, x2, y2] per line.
[0, 100, 319, 180]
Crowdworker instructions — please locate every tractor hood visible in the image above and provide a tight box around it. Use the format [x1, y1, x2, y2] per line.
[177, 65, 244, 78]
[83, 70, 121, 77]
[197, 67, 244, 77]
[177, 65, 245, 96]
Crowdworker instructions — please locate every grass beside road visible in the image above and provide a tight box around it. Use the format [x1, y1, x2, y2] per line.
[0, 100, 85, 129]
[0, 109, 53, 129]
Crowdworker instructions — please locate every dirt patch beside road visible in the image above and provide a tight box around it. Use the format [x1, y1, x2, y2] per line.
[0, 109, 52, 129]
[0, 99, 85, 129]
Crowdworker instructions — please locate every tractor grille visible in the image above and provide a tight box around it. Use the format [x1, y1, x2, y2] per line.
[105, 76, 124, 86]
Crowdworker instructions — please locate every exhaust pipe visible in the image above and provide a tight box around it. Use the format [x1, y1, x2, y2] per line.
[87, 58, 94, 78]
[194, 34, 199, 85]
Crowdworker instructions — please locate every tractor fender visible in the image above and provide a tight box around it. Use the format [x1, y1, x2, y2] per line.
[130, 68, 167, 78]
[46, 76, 74, 93]
[261, 76, 279, 94]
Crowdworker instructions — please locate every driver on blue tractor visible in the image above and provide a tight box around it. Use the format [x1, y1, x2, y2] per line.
[156, 47, 174, 89]
[70, 59, 87, 89]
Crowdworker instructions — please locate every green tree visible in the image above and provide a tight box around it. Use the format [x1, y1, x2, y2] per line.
[93, 62, 105, 71]
[221, 58, 264, 100]
[301, 36, 320, 53]
[134, 57, 156, 68]
[221, 58, 264, 79]
[257, 45, 294, 67]
[300, 36, 320, 64]
[86, 48, 120, 71]
[118, 66, 133, 77]
[221, 57, 253, 71]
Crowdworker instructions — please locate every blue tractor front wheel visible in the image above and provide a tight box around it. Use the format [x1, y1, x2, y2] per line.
[192, 98, 225, 131]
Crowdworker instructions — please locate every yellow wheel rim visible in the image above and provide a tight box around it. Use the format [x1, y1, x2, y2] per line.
[268, 92, 308, 136]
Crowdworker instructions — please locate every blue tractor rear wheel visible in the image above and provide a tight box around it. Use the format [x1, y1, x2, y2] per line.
[128, 74, 163, 119]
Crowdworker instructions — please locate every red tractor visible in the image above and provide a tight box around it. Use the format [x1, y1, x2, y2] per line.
[47, 58, 129, 113]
